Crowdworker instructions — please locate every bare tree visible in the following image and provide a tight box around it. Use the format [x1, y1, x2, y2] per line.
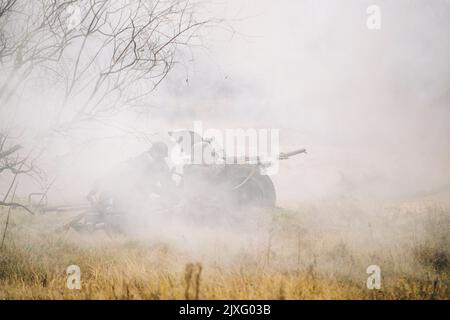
[56, 0, 210, 126]
[0, 132, 38, 214]
[0, 0, 17, 62]
[0, 0, 211, 128]
[0, 0, 79, 105]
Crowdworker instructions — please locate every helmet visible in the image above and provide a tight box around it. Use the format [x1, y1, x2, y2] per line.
[149, 142, 168, 159]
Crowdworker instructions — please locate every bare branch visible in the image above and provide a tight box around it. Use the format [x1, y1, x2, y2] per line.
[0, 144, 20, 159]
[0, 201, 35, 215]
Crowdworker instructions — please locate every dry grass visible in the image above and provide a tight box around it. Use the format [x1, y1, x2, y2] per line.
[0, 197, 449, 300]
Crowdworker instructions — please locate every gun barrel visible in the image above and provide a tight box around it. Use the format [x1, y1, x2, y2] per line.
[40, 204, 92, 213]
[279, 148, 306, 160]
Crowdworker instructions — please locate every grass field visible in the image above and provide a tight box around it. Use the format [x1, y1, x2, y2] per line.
[0, 196, 449, 299]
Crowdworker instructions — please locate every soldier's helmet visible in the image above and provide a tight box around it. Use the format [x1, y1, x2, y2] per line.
[149, 142, 169, 159]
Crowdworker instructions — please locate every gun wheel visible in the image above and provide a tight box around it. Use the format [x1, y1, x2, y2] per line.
[228, 168, 276, 208]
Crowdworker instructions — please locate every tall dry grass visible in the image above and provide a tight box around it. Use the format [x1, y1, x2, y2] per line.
[0, 197, 449, 300]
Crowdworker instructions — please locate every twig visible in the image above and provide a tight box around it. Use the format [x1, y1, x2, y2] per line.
[0, 144, 21, 159]
[0, 201, 35, 215]
[1, 183, 18, 250]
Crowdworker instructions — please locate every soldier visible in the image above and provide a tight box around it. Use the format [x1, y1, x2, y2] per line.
[87, 142, 175, 207]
